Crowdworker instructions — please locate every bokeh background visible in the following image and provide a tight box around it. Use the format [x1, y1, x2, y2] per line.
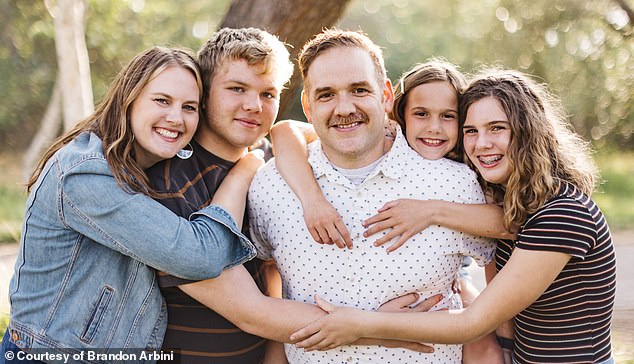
[0, 0, 632, 361]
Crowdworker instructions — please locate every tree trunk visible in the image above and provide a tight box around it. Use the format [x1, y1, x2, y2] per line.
[220, 0, 352, 118]
[23, 0, 93, 178]
[50, 0, 94, 130]
[22, 77, 63, 182]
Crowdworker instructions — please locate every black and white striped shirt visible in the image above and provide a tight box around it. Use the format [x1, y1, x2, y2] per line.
[496, 182, 616, 363]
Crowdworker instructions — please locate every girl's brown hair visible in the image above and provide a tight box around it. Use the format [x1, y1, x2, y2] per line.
[459, 69, 597, 232]
[27, 46, 202, 197]
[390, 59, 466, 161]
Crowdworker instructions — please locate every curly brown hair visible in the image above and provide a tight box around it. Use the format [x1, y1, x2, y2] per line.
[459, 69, 597, 232]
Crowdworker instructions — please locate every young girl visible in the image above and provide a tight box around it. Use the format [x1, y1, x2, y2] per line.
[1, 46, 262, 361]
[289, 69, 616, 364]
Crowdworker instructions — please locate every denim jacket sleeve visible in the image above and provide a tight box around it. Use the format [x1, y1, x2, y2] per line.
[58, 156, 256, 280]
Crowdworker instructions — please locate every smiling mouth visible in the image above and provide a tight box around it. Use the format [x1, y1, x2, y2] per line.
[419, 138, 446, 146]
[333, 122, 361, 129]
[478, 155, 503, 165]
[328, 112, 368, 129]
[155, 127, 179, 139]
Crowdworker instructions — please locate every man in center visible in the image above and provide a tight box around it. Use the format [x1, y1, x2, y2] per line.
[248, 29, 496, 363]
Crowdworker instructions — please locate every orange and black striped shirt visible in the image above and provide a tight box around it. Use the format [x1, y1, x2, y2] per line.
[146, 139, 272, 363]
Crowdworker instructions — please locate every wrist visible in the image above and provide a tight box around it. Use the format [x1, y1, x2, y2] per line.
[225, 170, 255, 189]
[298, 186, 327, 207]
[427, 200, 447, 226]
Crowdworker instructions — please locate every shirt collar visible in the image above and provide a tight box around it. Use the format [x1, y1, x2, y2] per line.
[307, 124, 409, 184]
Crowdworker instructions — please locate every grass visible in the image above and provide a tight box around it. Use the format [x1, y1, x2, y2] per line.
[0, 152, 26, 244]
[0, 186, 25, 243]
[594, 151, 634, 230]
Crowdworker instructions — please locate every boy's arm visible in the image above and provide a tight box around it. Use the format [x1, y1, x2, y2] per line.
[179, 264, 434, 353]
[211, 150, 264, 226]
[270, 120, 352, 248]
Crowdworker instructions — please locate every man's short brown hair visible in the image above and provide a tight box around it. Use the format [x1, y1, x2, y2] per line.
[298, 29, 386, 89]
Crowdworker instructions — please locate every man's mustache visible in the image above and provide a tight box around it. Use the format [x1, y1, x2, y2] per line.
[327, 112, 369, 127]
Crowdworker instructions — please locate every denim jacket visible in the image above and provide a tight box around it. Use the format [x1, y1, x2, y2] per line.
[7, 132, 255, 362]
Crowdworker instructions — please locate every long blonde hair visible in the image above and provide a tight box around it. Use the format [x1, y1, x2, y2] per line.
[459, 69, 597, 232]
[27, 46, 202, 197]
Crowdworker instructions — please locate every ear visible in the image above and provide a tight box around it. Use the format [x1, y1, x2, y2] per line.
[301, 89, 312, 124]
[382, 79, 395, 114]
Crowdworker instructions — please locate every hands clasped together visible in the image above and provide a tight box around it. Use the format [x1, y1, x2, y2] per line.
[289, 293, 444, 352]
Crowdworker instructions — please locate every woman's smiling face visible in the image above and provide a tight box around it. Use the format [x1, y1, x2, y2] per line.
[462, 96, 513, 186]
[130, 66, 200, 169]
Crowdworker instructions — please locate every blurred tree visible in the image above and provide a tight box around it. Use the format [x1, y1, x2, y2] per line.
[341, 0, 633, 150]
[1, 0, 633, 163]
[23, 0, 95, 179]
[49, 0, 94, 129]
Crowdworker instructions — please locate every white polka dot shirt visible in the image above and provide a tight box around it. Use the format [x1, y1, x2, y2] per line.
[248, 131, 496, 364]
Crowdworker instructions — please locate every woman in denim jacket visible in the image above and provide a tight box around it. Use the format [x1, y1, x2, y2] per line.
[1, 46, 260, 363]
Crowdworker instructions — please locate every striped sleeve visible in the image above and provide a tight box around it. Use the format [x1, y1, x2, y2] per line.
[515, 198, 597, 260]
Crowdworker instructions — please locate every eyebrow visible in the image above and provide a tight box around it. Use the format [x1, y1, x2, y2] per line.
[151, 92, 199, 105]
[350, 81, 373, 88]
[313, 86, 333, 95]
[410, 106, 458, 112]
[462, 120, 509, 128]
[225, 80, 278, 92]
[313, 81, 373, 95]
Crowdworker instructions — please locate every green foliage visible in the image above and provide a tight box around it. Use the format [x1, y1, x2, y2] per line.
[0, 312, 8, 337]
[341, 0, 634, 149]
[0, 0, 633, 151]
[84, 0, 231, 101]
[0, 0, 231, 150]
[0, 1, 56, 150]
[594, 151, 634, 229]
